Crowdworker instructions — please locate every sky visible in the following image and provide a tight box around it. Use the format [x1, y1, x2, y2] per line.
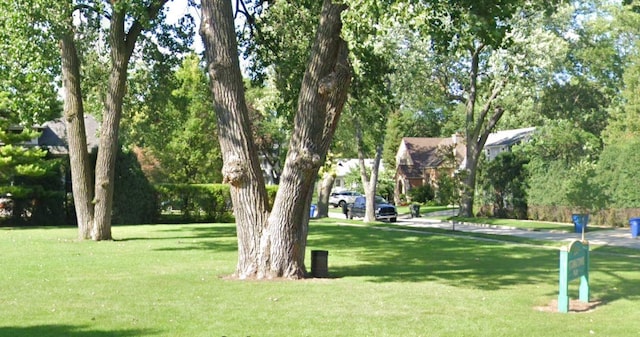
[165, 0, 204, 53]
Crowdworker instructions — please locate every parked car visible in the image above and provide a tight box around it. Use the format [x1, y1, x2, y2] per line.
[329, 190, 362, 208]
[348, 196, 397, 222]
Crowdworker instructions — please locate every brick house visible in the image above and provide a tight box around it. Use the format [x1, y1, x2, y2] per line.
[395, 135, 465, 202]
[395, 127, 535, 203]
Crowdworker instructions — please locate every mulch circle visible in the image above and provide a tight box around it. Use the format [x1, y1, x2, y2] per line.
[534, 299, 603, 313]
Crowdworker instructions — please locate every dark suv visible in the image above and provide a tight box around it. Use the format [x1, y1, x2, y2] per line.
[348, 196, 397, 222]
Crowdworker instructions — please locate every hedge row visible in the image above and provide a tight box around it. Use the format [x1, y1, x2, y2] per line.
[154, 184, 279, 224]
[527, 205, 640, 227]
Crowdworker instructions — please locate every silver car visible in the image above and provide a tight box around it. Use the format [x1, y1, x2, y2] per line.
[329, 191, 362, 208]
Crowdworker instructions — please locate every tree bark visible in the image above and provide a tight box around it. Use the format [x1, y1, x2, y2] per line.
[63, 1, 168, 240]
[60, 28, 94, 240]
[459, 45, 506, 217]
[200, 0, 270, 278]
[316, 172, 335, 218]
[359, 145, 382, 223]
[354, 119, 383, 223]
[92, 11, 129, 240]
[261, 0, 350, 279]
[201, 0, 350, 279]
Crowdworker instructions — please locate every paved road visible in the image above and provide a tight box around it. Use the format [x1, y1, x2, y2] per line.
[396, 216, 640, 250]
[328, 210, 640, 250]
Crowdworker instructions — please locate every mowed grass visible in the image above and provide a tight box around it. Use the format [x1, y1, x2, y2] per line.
[1, 221, 639, 337]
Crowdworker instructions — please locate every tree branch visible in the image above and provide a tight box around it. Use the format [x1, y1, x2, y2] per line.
[124, 0, 169, 58]
[73, 4, 111, 20]
[473, 79, 506, 147]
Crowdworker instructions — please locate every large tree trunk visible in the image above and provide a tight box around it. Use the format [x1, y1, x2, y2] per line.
[260, 0, 350, 279]
[316, 172, 335, 218]
[359, 145, 382, 223]
[200, 0, 350, 279]
[354, 120, 383, 223]
[200, 0, 271, 278]
[459, 148, 478, 217]
[459, 45, 506, 217]
[92, 11, 128, 240]
[63, 1, 168, 240]
[60, 28, 94, 239]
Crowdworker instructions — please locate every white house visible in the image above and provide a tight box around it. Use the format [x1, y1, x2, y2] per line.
[483, 127, 536, 161]
[333, 159, 384, 191]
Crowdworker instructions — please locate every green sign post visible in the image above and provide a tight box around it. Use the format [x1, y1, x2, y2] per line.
[558, 240, 590, 313]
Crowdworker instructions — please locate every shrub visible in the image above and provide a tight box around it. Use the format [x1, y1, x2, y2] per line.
[112, 149, 159, 225]
[155, 184, 229, 223]
[6, 167, 66, 226]
[409, 184, 435, 204]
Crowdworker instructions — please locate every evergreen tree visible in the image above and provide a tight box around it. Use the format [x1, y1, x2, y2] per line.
[0, 93, 59, 224]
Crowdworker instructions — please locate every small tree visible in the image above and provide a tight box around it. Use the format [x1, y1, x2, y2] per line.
[479, 151, 529, 218]
[564, 160, 609, 217]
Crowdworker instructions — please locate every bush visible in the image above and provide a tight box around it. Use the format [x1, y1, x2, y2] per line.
[154, 184, 282, 224]
[527, 205, 640, 227]
[112, 150, 159, 225]
[478, 151, 529, 219]
[408, 184, 435, 204]
[596, 136, 640, 208]
[155, 184, 231, 223]
[5, 169, 67, 226]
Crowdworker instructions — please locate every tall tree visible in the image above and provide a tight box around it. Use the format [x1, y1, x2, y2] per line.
[341, 0, 396, 222]
[404, 0, 560, 217]
[57, 0, 187, 240]
[124, 54, 222, 184]
[200, 0, 350, 279]
[0, 1, 61, 124]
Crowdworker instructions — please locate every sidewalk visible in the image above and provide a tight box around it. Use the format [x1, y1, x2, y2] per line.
[395, 216, 640, 250]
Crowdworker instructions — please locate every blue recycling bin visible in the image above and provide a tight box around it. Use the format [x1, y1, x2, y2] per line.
[572, 214, 589, 234]
[309, 204, 317, 218]
[630, 217, 640, 238]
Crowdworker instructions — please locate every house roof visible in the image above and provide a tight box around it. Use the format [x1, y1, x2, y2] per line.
[485, 127, 536, 147]
[38, 115, 100, 155]
[401, 137, 465, 168]
[395, 127, 535, 179]
[396, 164, 423, 178]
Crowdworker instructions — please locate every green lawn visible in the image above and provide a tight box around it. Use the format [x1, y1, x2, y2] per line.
[1, 221, 639, 337]
[395, 205, 454, 216]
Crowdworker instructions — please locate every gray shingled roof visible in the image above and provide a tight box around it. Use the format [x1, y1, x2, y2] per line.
[38, 115, 100, 155]
[485, 127, 536, 147]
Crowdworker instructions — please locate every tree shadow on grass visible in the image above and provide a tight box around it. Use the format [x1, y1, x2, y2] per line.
[117, 223, 237, 241]
[583, 252, 640, 304]
[151, 223, 239, 253]
[0, 325, 156, 337]
[308, 224, 635, 297]
[308, 224, 560, 289]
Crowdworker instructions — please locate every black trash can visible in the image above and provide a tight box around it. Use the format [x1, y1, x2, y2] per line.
[410, 204, 420, 218]
[311, 250, 328, 278]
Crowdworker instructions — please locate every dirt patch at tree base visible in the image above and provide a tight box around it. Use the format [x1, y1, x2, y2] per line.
[534, 299, 603, 313]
